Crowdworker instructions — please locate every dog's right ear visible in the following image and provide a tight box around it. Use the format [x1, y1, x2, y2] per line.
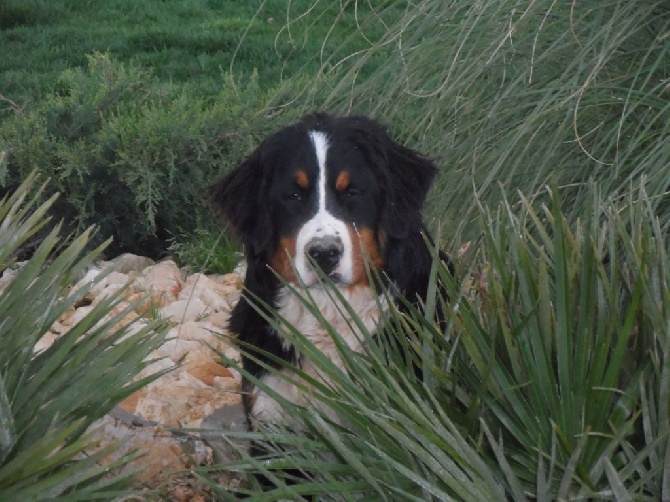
[209, 146, 273, 256]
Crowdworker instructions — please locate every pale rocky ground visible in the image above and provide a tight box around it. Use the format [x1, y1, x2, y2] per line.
[27, 254, 249, 500]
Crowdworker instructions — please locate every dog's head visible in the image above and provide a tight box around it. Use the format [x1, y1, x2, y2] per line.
[210, 113, 437, 288]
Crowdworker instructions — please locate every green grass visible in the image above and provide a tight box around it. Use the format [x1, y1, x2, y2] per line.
[0, 0, 400, 108]
[1, 0, 282, 102]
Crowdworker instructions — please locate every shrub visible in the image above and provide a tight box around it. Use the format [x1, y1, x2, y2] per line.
[0, 53, 277, 259]
[168, 228, 241, 275]
[0, 173, 167, 499]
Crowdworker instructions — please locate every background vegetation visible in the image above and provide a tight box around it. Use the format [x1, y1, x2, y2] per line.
[1, 0, 669, 499]
[288, 0, 670, 247]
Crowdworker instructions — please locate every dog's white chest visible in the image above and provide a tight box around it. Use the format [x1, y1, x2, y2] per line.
[250, 285, 387, 426]
[275, 285, 384, 358]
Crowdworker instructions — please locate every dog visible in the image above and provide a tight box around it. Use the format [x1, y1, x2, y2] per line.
[210, 112, 447, 433]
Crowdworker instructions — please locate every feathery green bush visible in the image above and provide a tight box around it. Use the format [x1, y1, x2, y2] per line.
[0, 53, 274, 259]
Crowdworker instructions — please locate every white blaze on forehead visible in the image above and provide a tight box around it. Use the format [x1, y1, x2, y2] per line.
[310, 131, 329, 213]
[293, 131, 354, 286]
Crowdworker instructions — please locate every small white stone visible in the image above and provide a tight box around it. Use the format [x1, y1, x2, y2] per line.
[137, 357, 177, 380]
[159, 298, 209, 323]
[179, 273, 229, 312]
[140, 260, 183, 303]
[111, 253, 156, 274]
[154, 336, 203, 363]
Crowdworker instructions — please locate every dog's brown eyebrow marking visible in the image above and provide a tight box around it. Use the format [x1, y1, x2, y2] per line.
[295, 169, 310, 189]
[335, 170, 350, 192]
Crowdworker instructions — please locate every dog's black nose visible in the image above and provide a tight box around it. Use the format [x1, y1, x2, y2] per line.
[306, 237, 343, 276]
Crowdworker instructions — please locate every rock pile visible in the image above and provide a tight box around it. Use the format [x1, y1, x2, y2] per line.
[36, 254, 247, 494]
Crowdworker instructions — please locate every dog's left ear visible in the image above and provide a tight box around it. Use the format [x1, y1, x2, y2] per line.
[351, 117, 437, 239]
[209, 145, 274, 256]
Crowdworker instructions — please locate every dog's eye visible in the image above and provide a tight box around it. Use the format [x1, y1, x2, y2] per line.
[345, 187, 361, 198]
[285, 191, 303, 202]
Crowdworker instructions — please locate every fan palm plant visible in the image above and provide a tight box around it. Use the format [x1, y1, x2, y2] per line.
[0, 173, 167, 500]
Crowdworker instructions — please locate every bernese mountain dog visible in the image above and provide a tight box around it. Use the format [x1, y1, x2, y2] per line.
[210, 112, 447, 433]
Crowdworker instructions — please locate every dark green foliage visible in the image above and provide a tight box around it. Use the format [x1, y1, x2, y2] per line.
[0, 0, 58, 29]
[0, 53, 273, 258]
[168, 228, 241, 275]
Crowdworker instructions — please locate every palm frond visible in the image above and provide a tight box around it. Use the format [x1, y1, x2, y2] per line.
[0, 173, 167, 499]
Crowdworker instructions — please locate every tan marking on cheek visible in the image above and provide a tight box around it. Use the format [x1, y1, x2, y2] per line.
[359, 227, 384, 270]
[295, 170, 309, 189]
[271, 236, 299, 283]
[335, 171, 350, 192]
[349, 226, 384, 286]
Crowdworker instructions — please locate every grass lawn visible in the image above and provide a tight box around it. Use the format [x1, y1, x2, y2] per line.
[1, 0, 400, 107]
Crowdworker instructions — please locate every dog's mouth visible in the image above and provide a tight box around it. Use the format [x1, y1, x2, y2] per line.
[301, 270, 348, 288]
[323, 272, 344, 284]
